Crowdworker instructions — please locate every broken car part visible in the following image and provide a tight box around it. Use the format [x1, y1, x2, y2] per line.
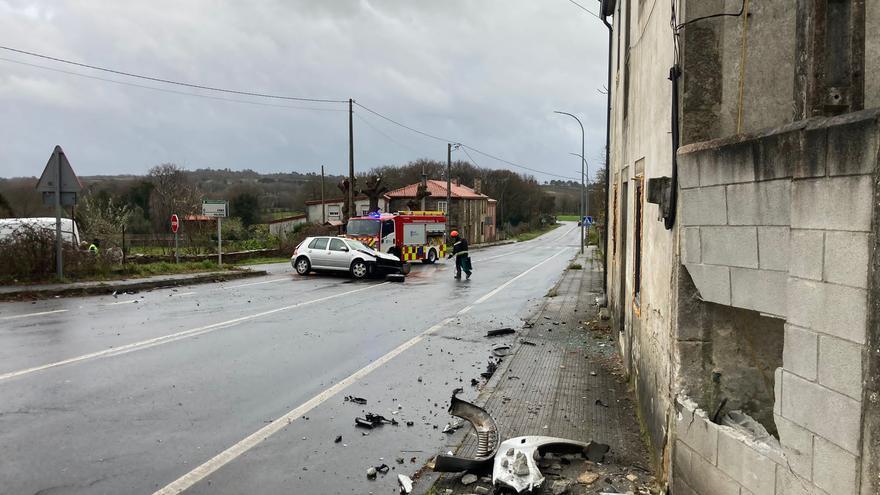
[492, 345, 512, 357]
[486, 328, 515, 337]
[344, 395, 368, 405]
[433, 396, 499, 472]
[397, 474, 413, 493]
[492, 436, 595, 493]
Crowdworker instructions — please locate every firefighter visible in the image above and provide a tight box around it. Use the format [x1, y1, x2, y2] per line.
[448, 230, 472, 280]
[88, 239, 99, 255]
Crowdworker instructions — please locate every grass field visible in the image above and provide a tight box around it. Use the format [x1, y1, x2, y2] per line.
[236, 256, 290, 266]
[514, 222, 561, 242]
[555, 214, 581, 222]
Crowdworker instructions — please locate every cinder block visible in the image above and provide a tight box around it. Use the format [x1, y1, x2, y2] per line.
[681, 187, 728, 226]
[673, 439, 694, 488]
[774, 466, 812, 495]
[790, 176, 873, 231]
[716, 429, 776, 495]
[675, 401, 719, 465]
[823, 231, 870, 289]
[825, 112, 880, 176]
[753, 127, 800, 181]
[789, 230, 824, 281]
[701, 227, 759, 268]
[679, 153, 700, 189]
[727, 181, 791, 226]
[786, 278, 867, 345]
[795, 123, 828, 179]
[812, 436, 858, 494]
[688, 452, 742, 495]
[818, 335, 864, 400]
[683, 227, 701, 263]
[783, 324, 818, 381]
[780, 371, 862, 454]
[730, 268, 787, 316]
[774, 413, 813, 480]
[699, 141, 756, 186]
[685, 263, 731, 305]
[757, 227, 789, 271]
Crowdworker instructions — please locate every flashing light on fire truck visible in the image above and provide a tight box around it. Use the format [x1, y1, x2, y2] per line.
[345, 210, 447, 264]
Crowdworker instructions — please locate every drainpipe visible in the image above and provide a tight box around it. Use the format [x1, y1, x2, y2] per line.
[601, 15, 613, 298]
[666, 65, 681, 230]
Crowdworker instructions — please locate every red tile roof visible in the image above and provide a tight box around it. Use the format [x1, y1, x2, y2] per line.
[385, 180, 488, 200]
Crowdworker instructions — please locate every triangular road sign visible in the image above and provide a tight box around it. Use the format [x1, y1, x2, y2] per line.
[36, 145, 83, 193]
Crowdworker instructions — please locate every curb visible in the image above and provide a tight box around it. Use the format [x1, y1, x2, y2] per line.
[0, 269, 269, 301]
[469, 239, 516, 250]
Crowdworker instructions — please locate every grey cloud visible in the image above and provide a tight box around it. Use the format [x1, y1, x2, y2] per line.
[0, 0, 609, 180]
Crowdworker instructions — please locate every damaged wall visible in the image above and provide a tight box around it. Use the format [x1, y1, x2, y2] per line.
[675, 268, 783, 436]
[673, 109, 879, 495]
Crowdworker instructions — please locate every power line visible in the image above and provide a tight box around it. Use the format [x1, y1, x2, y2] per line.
[355, 102, 578, 181]
[353, 102, 454, 144]
[353, 111, 427, 156]
[0, 56, 348, 112]
[0, 44, 348, 104]
[564, 0, 602, 19]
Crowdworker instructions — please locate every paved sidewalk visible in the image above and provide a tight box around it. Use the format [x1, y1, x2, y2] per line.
[0, 269, 267, 300]
[426, 252, 656, 494]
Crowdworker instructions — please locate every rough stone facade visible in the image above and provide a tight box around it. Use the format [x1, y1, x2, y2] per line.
[605, 0, 879, 493]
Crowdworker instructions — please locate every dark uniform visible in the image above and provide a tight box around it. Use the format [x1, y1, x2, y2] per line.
[451, 236, 472, 280]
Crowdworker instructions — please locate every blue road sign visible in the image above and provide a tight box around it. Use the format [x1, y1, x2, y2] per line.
[583, 216, 594, 226]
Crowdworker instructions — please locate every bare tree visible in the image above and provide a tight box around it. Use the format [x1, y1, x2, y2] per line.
[148, 164, 201, 233]
[77, 190, 132, 247]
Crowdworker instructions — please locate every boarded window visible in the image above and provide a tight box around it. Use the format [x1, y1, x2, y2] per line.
[632, 176, 644, 309]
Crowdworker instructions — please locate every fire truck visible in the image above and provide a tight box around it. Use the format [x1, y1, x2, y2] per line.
[345, 211, 447, 263]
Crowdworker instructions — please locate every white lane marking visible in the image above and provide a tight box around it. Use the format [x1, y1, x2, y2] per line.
[472, 225, 576, 263]
[104, 300, 138, 306]
[153, 316, 455, 495]
[457, 305, 473, 315]
[175, 292, 196, 297]
[153, 248, 571, 495]
[0, 283, 388, 382]
[473, 247, 571, 305]
[224, 278, 288, 289]
[0, 309, 68, 321]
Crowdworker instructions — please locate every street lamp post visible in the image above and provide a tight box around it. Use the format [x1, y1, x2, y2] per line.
[569, 152, 590, 229]
[555, 111, 585, 254]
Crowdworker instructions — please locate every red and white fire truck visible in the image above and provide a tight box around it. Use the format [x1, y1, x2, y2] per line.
[345, 211, 447, 263]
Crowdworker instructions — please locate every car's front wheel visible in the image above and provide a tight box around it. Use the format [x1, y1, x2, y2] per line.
[350, 260, 369, 279]
[294, 257, 311, 276]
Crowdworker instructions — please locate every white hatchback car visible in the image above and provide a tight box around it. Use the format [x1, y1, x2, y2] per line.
[291, 236, 409, 279]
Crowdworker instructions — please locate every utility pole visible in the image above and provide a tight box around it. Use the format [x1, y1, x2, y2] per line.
[446, 143, 452, 237]
[348, 98, 355, 221]
[321, 165, 326, 224]
[54, 149, 63, 279]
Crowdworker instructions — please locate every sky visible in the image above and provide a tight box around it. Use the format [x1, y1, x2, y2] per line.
[0, 0, 609, 182]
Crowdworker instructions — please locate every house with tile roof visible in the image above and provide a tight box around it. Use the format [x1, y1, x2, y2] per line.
[385, 178, 496, 244]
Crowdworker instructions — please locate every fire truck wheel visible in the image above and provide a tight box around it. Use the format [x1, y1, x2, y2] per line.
[294, 257, 311, 275]
[350, 260, 369, 279]
[423, 248, 438, 264]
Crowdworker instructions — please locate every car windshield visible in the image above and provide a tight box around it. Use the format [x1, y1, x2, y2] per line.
[346, 219, 379, 236]
[345, 239, 373, 253]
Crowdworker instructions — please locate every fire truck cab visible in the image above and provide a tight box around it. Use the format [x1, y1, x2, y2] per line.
[345, 211, 447, 263]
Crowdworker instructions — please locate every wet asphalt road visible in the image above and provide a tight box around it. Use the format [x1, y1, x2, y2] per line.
[0, 223, 581, 495]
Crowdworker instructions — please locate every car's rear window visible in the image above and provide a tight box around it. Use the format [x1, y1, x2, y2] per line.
[309, 238, 329, 250]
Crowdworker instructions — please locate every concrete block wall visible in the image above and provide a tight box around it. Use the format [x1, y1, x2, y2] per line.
[673, 110, 880, 495]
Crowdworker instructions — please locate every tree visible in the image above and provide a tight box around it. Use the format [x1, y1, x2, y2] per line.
[231, 192, 260, 227]
[0, 192, 13, 217]
[148, 164, 201, 233]
[77, 190, 132, 247]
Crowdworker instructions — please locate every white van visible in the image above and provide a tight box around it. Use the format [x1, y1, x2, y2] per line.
[0, 217, 82, 245]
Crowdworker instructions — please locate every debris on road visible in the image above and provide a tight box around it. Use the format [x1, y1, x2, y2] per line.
[461, 473, 478, 485]
[492, 436, 593, 493]
[376, 463, 390, 474]
[585, 442, 611, 463]
[520, 339, 537, 346]
[480, 360, 498, 379]
[434, 396, 499, 472]
[486, 328, 515, 337]
[344, 395, 368, 405]
[334, 435, 342, 443]
[355, 412, 398, 429]
[442, 421, 464, 434]
[492, 345, 512, 357]
[397, 474, 413, 493]
[366, 467, 377, 479]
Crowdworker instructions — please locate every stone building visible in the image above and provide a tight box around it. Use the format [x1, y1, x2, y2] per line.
[385, 179, 497, 244]
[602, 0, 879, 494]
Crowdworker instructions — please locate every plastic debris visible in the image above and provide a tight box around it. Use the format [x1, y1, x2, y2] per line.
[487, 328, 515, 337]
[398, 474, 413, 493]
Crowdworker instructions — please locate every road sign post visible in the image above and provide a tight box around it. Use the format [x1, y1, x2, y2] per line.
[202, 200, 228, 266]
[170, 214, 180, 264]
[35, 146, 82, 280]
